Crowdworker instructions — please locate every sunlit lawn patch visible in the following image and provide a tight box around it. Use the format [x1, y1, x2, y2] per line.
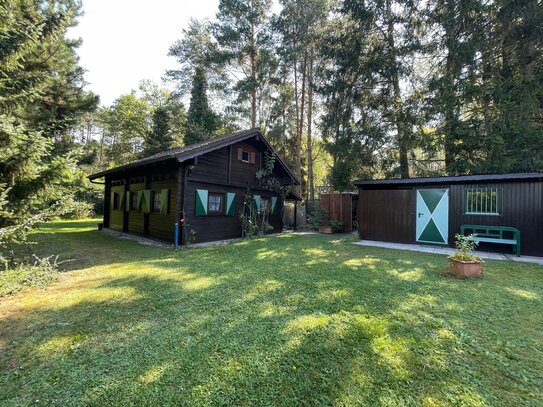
[0, 219, 542, 406]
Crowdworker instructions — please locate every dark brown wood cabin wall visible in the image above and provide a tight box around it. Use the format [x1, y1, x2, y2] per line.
[358, 181, 542, 256]
[127, 181, 144, 235]
[148, 178, 178, 243]
[184, 181, 282, 244]
[109, 184, 125, 231]
[358, 188, 416, 244]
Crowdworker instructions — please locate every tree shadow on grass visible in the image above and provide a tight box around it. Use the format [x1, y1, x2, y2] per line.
[1, 222, 542, 405]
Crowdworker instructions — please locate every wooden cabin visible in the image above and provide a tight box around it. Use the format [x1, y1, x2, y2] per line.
[89, 129, 300, 245]
[355, 173, 543, 256]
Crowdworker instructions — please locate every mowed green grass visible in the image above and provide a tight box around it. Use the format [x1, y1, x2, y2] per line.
[1, 220, 542, 406]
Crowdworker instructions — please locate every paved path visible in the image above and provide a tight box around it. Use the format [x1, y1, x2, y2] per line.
[353, 240, 543, 266]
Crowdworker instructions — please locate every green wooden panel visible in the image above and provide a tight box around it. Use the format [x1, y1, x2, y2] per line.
[137, 191, 144, 212]
[253, 195, 261, 212]
[119, 190, 125, 211]
[110, 192, 116, 210]
[271, 197, 278, 215]
[160, 189, 170, 215]
[143, 190, 151, 214]
[226, 192, 236, 216]
[196, 189, 208, 216]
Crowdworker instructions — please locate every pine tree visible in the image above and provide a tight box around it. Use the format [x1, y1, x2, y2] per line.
[142, 106, 174, 157]
[185, 67, 218, 145]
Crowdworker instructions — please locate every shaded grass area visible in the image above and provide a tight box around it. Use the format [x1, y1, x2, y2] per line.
[0, 219, 542, 406]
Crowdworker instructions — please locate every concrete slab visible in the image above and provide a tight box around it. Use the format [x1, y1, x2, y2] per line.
[352, 240, 543, 266]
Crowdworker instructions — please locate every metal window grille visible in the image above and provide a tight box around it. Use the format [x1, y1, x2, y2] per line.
[464, 187, 502, 215]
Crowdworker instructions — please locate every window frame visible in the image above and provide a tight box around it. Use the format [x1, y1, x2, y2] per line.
[261, 197, 271, 214]
[241, 150, 250, 163]
[152, 191, 161, 212]
[207, 192, 225, 215]
[463, 187, 503, 216]
[130, 191, 138, 211]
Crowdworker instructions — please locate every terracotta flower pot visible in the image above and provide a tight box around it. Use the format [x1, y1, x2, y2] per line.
[449, 259, 483, 278]
[319, 226, 333, 234]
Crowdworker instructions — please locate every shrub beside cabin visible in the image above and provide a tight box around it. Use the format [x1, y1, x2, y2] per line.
[355, 173, 543, 257]
[89, 129, 300, 245]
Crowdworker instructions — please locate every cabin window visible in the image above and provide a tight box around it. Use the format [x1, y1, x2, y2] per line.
[208, 193, 224, 214]
[130, 192, 138, 211]
[112, 193, 119, 210]
[152, 191, 161, 212]
[261, 197, 271, 214]
[237, 147, 256, 164]
[464, 187, 502, 215]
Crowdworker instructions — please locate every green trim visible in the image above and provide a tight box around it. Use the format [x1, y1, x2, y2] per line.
[196, 189, 208, 216]
[119, 191, 125, 211]
[271, 197, 278, 215]
[226, 192, 236, 216]
[253, 195, 261, 212]
[143, 190, 151, 214]
[160, 189, 170, 215]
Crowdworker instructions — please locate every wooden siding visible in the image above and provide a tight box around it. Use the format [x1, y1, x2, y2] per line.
[127, 182, 144, 235]
[109, 185, 124, 231]
[359, 189, 416, 244]
[359, 181, 543, 256]
[148, 178, 178, 243]
[184, 180, 282, 243]
[320, 193, 354, 232]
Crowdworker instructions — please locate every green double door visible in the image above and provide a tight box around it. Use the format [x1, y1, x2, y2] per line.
[416, 189, 449, 244]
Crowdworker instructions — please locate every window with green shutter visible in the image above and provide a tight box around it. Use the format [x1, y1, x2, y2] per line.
[195, 189, 208, 216]
[118, 191, 125, 211]
[137, 191, 144, 212]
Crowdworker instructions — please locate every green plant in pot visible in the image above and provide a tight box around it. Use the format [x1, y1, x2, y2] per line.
[448, 234, 483, 277]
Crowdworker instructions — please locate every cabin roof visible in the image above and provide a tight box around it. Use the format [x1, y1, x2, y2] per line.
[354, 172, 543, 187]
[89, 128, 299, 185]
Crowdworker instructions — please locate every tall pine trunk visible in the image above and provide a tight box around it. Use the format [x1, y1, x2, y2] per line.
[307, 52, 315, 201]
[250, 23, 257, 128]
[386, 0, 409, 178]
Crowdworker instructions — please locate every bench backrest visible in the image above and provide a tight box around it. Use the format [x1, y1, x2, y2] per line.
[460, 225, 520, 240]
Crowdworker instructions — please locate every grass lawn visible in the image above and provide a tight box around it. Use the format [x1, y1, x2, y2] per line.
[1, 219, 542, 406]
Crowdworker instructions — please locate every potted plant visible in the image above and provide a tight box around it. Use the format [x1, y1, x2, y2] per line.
[448, 234, 483, 277]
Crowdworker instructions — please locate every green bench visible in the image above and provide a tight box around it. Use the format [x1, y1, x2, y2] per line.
[460, 225, 521, 257]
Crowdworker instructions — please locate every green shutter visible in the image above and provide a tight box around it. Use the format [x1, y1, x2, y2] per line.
[143, 189, 151, 214]
[160, 189, 170, 215]
[226, 192, 236, 216]
[110, 192, 116, 210]
[119, 190, 125, 211]
[271, 196, 278, 215]
[253, 195, 261, 212]
[137, 191, 144, 212]
[195, 189, 208, 216]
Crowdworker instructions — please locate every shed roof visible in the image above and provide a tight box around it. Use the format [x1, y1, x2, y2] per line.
[354, 172, 543, 187]
[89, 128, 299, 185]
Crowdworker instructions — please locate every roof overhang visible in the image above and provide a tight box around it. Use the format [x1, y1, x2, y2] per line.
[89, 128, 300, 186]
[354, 172, 543, 187]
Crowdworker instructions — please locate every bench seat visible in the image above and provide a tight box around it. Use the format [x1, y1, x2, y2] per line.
[460, 224, 521, 256]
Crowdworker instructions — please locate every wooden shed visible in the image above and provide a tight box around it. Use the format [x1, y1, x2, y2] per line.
[89, 129, 300, 245]
[354, 173, 543, 256]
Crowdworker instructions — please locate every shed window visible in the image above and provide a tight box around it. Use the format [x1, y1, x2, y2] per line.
[242, 150, 250, 162]
[208, 193, 224, 214]
[112, 193, 119, 210]
[152, 191, 161, 212]
[464, 187, 502, 215]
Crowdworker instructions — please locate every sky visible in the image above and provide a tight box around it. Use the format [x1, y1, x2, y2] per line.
[68, 0, 220, 106]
